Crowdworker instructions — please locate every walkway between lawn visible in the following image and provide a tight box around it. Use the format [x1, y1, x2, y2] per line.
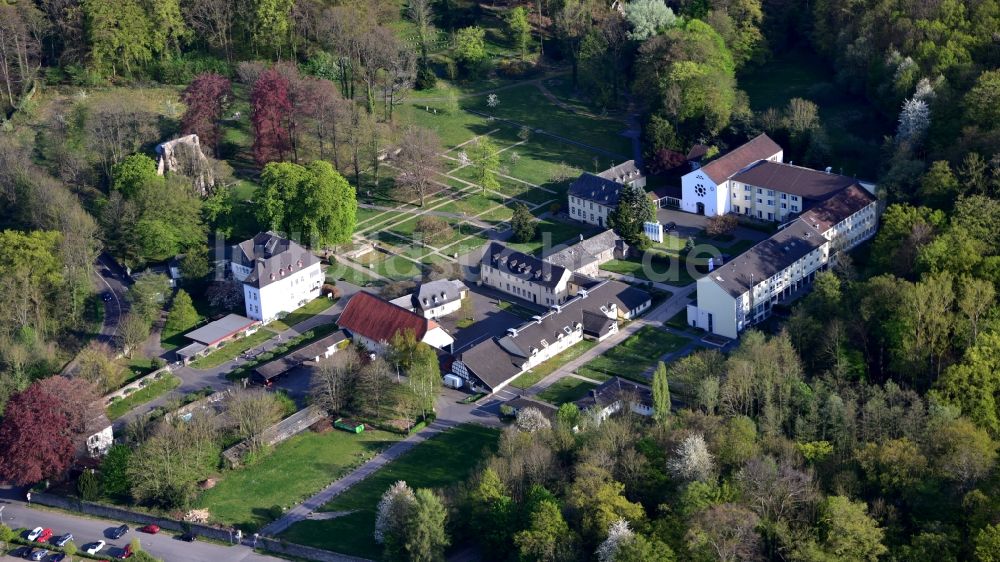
[260, 418, 463, 536]
[526, 282, 697, 396]
[600, 269, 683, 293]
[333, 255, 390, 282]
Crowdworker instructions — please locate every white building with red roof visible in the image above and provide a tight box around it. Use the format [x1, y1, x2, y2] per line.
[338, 291, 455, 352]
[680, 133, 783, 217]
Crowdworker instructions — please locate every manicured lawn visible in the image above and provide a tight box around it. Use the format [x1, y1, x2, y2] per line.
[577, 327, 689, 383]
[507, 219, 597, 256]
[197, 428, 403, 532]
[537, 377, 599, 405]
[267, 297, 335, 331]
[106, 373, 182, 420]
[600, 256, 699, 287]
[509, 339, 598, 390]
[327, 262, 381, 287]
[280, 424, 500, 559]
[189, 329, 277, 370]
[665, 309, 693, 331]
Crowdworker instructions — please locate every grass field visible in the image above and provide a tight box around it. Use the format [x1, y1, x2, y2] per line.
[107, 374, 182, 420]
[537, 377, 599, 405]
[600, 256, 699, 286]
[197, 428, 402, 532]
[280, 424, 500, 559]
[266, 297, 335, 332]
[507, 219, 597, 256]
[189, 329, 277, 369]
[508, 339, 598, 389]
[577, 327, 689, 383]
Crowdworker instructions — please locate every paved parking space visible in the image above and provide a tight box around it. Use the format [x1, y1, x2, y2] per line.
[438, 287, 526, 353]
[656, 208, 770, 245]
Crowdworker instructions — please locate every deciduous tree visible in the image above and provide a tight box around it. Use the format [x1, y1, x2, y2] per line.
[625, 0, 677, 41]
[251, 68, 293, 165]
[225, 388, 284, 454]
[180, 73, 232, 157]
[76, 341, 125, 393]
[511, 203, 537, 243]
[608, 183, 654, 247]
[507, 7, 532, 60]
[468, 137, 501, 195]
[395, 126, 443, 207]
[652, 361, 670, 427]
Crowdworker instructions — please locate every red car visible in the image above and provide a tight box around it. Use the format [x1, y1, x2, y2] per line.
[138, 525, 160, 534]
[35, 528, 53, 543]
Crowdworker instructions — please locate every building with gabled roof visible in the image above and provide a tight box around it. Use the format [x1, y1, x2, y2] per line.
[687, 183, 878, 339]
[338, 291, 455, 352]
[542, 230, 627, 277]
[681, 133, 784, 217]
[389, 279, 469, 319]
[575, 377, 654, 421]
[451, 280, 650, 393]
[567, 160, 646, 227]
[229, 232, 324, 322]
[480, 242, 572, 306]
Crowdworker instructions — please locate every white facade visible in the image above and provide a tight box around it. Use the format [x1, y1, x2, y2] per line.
[480, 262, 571, 306]
[86, 426, 114, 457]
[681, 172, 728, 216]
[568, 195, 615, 226]
[687, 195, 878, 339]
[239, 262, 323, 322]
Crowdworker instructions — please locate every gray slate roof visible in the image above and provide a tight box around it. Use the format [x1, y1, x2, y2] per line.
[232, 232, 320, 289]
[597, 160, 643, 183]
[575, 376, 653, 411]
[457, 338, 523, 391]
[185, 314, 258, 346]
[481, 242, 568, 288]
[414, 279, 467, 310]
[707, 219, 826, 298]
[568, 173, 625, 206]
[543, 230, 619, 271]
[255, 330, 348, 380]
[583, 279, 652, 313]
[731, 161, 858, 200]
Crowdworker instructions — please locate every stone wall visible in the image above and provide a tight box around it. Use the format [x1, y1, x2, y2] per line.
[102, 367, 173, 407]
[31, 493, 373, 562]
[222, 405, 326, 467]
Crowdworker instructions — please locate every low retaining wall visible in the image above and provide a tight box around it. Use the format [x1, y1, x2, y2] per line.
[103, 366, 172, 407]
[222, 405, 326, 467]
[31, 492, 234, 543]
[31, 492, 373, 562]
[257, 537, 372, 562]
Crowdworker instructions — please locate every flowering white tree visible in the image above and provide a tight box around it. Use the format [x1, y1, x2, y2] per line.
[596, 519, 634, 562]
[516, 407, 552, 432]
[896, 98, 931, 147]
[374, 480, 416, 544]
[625, 0, 677, 41]
[914, 77, 936, 102]
[486, 93, 499, 109]
[668, 433, 715, 482]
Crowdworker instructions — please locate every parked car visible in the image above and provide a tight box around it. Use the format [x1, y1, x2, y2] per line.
[179, 532, 197, 542]
[85, 541, 106, 555]
[50, 554, 66, 562]
[102, 292, 113, 302]
[109, 524, 129, 540]
[25, 527, 44, 541]
[35, 528, 53, 543]
[664, 221, 677, 232]
[54, 533, 74, 547]
[138, 525, 160, 534]
[8, 546, 31, 558]
[29, 549, 50, 561]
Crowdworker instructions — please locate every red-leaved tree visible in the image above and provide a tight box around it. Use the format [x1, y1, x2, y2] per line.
[251, 68, 293, 165]
[0, 376, 98, 486]
[180, 72, 233, 157]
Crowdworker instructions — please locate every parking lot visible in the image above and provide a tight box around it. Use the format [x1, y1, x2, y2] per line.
[435, 286, 527, 353]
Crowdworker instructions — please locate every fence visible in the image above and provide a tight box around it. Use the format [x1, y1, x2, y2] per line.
[222, 405, 327, 467]
[31, 493, 373, 562]
[102, 366, 173, 407]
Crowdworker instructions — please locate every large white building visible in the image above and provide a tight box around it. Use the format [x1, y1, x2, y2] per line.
[338, 291, 455, 352]
[687, 184, 878, 339]
[480, 242, 572, 306]
[681, 133, 783, 217]
[567, 160, 645, 227]
[230, 232, 324, 322]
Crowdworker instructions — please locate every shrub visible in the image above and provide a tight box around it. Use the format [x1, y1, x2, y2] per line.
[497, 59, 538, 78]
[705, 214, 738, 237]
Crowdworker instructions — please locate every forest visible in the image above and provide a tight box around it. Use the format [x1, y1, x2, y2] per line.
[0, 0, 999, 560]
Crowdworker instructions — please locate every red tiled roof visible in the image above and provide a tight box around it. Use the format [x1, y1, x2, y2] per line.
[699, 133, 782, 184]
[338, 291, 433, 343]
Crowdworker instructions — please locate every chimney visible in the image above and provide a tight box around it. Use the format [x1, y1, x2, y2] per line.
[825, 166, 832, 174]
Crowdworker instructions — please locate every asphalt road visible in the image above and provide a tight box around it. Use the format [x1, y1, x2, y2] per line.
[95, 253, 130, 346]
[0, 499, 279, 562]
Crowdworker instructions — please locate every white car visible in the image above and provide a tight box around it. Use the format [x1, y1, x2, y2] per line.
[84, 540, 106, 555]
[26, 527, 44, 541]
